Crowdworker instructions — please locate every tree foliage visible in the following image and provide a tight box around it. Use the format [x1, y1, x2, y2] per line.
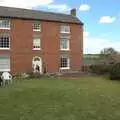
[100, 47, 117, 56]
[96, 47, 120, 65]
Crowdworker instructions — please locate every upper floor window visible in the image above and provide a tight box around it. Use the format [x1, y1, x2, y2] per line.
[60, 38, 69, 51]
[33, 21, 41, 31]
[0, 35, 10, 49]
[33, 36, 40, 50]
[60, 25, 70, 34]
[0, 19, 10, 29]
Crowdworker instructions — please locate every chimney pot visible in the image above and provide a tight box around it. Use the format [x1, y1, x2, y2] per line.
[71, 9, 76, 16]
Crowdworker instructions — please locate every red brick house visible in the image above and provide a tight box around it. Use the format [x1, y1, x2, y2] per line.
[0, 6, 83, 75]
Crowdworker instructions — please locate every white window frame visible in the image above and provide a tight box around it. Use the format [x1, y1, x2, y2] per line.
[60, 25, 70, 34]
[33, 22, 41, 32]
[60, 38, 70, 51]
[33, 37, 40, 50]
[60, 56, 70, 70]
[0, 69, 10, 72]
[0, 36, 10, 50]
[0, 19, 10, 30]
[0, 55, 10, 72]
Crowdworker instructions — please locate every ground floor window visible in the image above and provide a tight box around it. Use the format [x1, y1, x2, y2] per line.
[0, 55, 10, 72]
[60, 56, 70, 69]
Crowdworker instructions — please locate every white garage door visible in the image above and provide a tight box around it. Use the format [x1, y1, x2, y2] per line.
[0, 55, 10, 72]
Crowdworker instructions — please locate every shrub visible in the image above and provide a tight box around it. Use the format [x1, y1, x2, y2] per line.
[21, 73, 29, 78]
[28, 72, 43, 79]
[89, 64, 112, 75]
[13, 73, 30, 79]
[109, 63, 120, 80]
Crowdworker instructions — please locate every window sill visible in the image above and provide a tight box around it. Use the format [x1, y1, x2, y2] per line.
[60, 67, 70, 70]
[0, 28, 10, 30]
[33, 30, 41, 32]
[0, 48, 10, 50]
[0, 69, 10, 72]
[60, 32, 70, 34]
[33, 48, 41, 50]
[60, 49, 70, 51]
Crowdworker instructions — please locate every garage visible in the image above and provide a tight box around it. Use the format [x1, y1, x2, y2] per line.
[0, 55, 10, 72]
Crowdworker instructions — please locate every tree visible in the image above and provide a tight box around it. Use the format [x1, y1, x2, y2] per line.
[98, 48, 119, 65]
[100, 47, 117, 56]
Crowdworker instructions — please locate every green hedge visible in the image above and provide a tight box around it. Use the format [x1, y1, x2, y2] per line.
[109, 63, 120, 80]
[89, 64, 111, 75]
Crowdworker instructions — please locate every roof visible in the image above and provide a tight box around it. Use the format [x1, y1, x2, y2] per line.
[0, 6, 83, 25]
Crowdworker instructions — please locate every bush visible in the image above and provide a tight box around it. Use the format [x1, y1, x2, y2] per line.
[109, 63, 120, 80]
[89, 64, 112, 75]
[28, 72, 43, 79]
[13, 73, 30, 79]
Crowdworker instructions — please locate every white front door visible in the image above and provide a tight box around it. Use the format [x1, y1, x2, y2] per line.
[0, 55, 10, 72]
[32, 57, 42, 74]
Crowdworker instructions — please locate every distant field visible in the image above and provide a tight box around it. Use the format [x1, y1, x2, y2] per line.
[0, 76, 120, 120]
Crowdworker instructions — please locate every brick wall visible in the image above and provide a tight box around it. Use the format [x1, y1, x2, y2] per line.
[1, 19, 83, 75]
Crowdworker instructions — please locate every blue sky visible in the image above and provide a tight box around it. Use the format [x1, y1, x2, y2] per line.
[0, 0, 120, 54]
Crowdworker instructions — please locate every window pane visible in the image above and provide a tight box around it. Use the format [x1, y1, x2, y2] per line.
[60, 25, 70, 33]
[0, 19, 10, 29]
[33, 38, 40, 48]
[0, 36, 10, 48]
[60, 39, 69, 50]
[60, 57, 69, 68]
[33, 22, 41, 31]
[60, 40, 67, 49]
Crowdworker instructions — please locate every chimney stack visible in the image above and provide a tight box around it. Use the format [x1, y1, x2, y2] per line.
[71, 9, 76, 16]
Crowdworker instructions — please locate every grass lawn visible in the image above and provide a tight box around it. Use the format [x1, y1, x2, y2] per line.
[0, 76, 120, 120]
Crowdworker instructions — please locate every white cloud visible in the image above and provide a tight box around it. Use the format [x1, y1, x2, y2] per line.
[0, 0, 53, 9]
[42, 4, 71, 12]
[47, 4, 70, 10]
[84, 31, 89, 37]
[0, 0, 71, 13]
[79, 4, 90, 11]
[84, 37, 120, 54]
[99, 16, 116, 23]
